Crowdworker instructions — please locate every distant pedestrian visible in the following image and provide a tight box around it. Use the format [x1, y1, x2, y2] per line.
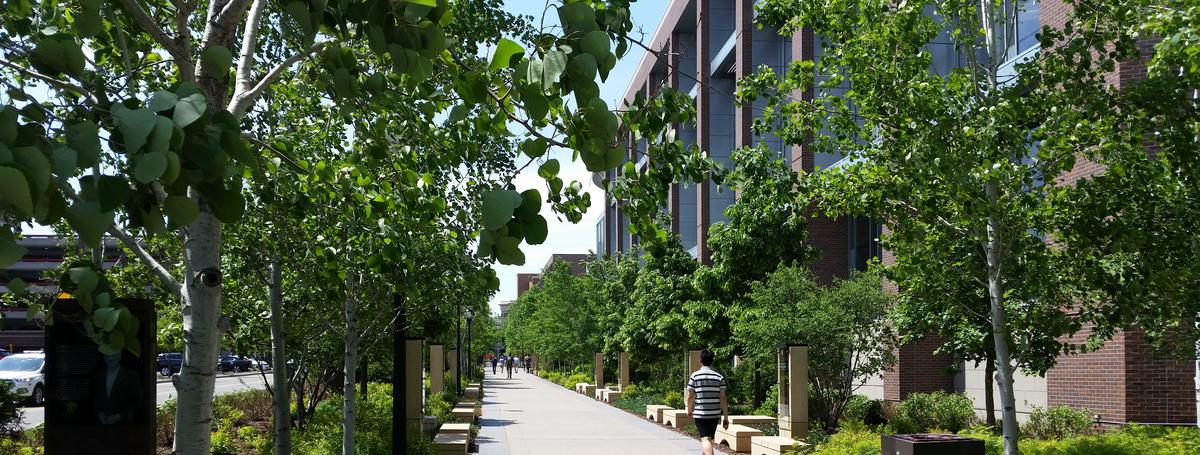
[687, 349, 728, 455]
[524, 354, 531, 373]
[491, 355, 498, 375]
[505, 355, 514, 379]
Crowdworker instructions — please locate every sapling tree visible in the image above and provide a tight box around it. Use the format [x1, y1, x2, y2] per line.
[744, 0, 1200, 452]
[0, 1, 721, 453]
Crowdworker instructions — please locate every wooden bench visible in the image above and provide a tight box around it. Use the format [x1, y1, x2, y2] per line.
[662, 409, 693, 429]
[716, 424, 764, 453]
[433, 432, 469, 455]
[439, 422, 471, 435]
[645, 405, 672, 422]
[728, 415, 775, 429]
[749, 436, 808, 455]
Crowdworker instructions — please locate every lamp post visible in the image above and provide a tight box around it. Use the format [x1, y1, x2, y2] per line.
[455, 301, 462, 397]
[466, 307, 474, 381]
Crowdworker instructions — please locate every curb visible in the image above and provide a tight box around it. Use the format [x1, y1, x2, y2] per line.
[156, 370, 269, 384]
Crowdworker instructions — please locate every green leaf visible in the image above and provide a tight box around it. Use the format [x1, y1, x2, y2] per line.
[65, 203, 113, 247]
[0, 166, 33, 216]
[538, 159, 560, 179]
[68, 267, 99, 296]
[201, 45, 233, 79]
[173, 93, 206, 127]
[66, 121, 101, 168]
[404, 0, 437, 6]
[490, 38, 525, 70]
[134, 151, 168, 183]
[517, 189, 542, 219]
[80, 175, 130, 212]
[7, 277, 25, 294]
[520, 138, 548, 158]
[581, 30, 611, 60]
[74, 8, 103, 38]
[524, 215, 548, 245]
[52, 146, 76, 178]
[163, 196, 199, 228]
[493, 236, 525, 265]
[519, 85, 548, 121]
[481, 189, 522, 230]
[147, 91, 178, 112]
[12, 147, 49, 196]
[112, 105, 157, 152]
[210, 189, 245, 223]
[0, 106, 16, 145]
[0, 237, 27, 268]
[542, 50, 568, 90]
[93, 307, 120, 331]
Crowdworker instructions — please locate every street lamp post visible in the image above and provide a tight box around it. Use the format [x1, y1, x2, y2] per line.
[455, 302, 462, 397]
[466, 307, 474, 381]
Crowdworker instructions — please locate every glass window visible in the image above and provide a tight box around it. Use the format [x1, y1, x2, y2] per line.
[848, 217, 882, 272]
[995, 0, 1040, 61]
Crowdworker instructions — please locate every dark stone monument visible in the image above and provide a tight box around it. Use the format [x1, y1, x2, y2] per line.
[881, 434, 985, 455]
[45, 299, 156, 455]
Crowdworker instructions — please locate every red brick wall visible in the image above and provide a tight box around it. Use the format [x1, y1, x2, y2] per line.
[884, 333, 957, 401]
[1047, 325, 1128, 421]
[516, 273, 540, 297]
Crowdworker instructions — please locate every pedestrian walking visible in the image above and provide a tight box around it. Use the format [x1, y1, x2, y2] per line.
[506, 355, 514, 379]
[686, 349, 728, 455]
[491, 355, 498, 375]
[524, 354, 531, 373]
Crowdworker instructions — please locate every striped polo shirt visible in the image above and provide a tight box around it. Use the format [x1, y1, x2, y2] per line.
[687, 366, 726, 418]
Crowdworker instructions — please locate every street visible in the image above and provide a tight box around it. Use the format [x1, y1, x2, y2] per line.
[20, 372, 273, 429]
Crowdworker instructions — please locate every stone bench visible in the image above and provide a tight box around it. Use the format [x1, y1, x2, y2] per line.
[464, 388, 480, 400]
[576, 383, 596, 396]
[422, 415, 439, 434]
[599, 389, 622, 403]
[574, 382, 591, 394]
[450, 406, 475, 422]
[716, 424, 764, 453]
[645, 405, 672, 422]
[433, 432, 469, 455]
[439, 422, 471, 435]
[662, 409, 693, 429]
[456, 401, 481, 417]
[749, 436, 808, 455]
[594, 387, 619, 401]
[728, 415, 775, 428]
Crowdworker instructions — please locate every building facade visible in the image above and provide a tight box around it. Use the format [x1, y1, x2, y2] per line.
[597, 0, 1195, 425]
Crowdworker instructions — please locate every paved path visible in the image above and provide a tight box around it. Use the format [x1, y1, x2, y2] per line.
[475, 368, 698, 455]
[21, 372, 271, 429]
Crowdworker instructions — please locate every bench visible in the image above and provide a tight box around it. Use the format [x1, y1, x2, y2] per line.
[594, 387, 620, 401]
[575, 382, 593, 394]
[749, 436, 809, 455]
[433, 432, 469, 455]
[450, 406, 475, 422]
[464, 388, 480, 400]
[422, 415, 439, 434]
[599, 389, 622, 403]
[645, 405, 672, 422]
[456, 401, 481, 417]
[661, 409, 693, 429]
[439, 422, 471, 435]
[728, 415, 776, 429]
[715, 424, 764, 453]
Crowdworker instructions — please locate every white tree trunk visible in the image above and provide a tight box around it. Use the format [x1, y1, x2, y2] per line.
[342, 272, 360, 455]
[985, 183, 1019, 455]
[172, 206, 224, 455]
[268, 258, 291, 455]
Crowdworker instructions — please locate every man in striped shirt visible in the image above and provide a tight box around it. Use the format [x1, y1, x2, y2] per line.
[686, 349, 728, 455]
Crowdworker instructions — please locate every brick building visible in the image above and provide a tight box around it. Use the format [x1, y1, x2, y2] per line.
[597, 0, 1196, 425]
[515, 253, 593, 298]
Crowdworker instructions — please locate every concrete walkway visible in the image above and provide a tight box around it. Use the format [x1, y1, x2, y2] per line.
[476, 368, 699, 454]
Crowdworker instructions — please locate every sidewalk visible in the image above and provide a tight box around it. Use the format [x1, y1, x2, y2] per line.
[476, 368, 699, 455]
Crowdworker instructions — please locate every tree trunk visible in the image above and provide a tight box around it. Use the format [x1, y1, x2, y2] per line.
[172, 207, 224, 455]
[295, 377, 306, 430]
[359, 358, 368, 398]
[985, 183, 1019, 455]
[342, 272, 360, 455]
[268, 258, 291, 455]
[985, 345, 996, 427]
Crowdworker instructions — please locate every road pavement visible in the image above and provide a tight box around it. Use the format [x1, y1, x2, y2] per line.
[20, 372, 272, 429]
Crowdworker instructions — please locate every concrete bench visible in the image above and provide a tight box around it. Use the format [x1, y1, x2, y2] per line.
[433, 432, 469, 455]
[464, 388, 480, 400]
[450, 406, 475, 422]
[749, 436, 809, 455]
[439, 422, 471, 435]
[456, 401, 482, 417]
[599, 389, 622, 403]
[645, 405, 672, 422]
[716, 424, 764, 453]
[662, 409, 693, 429]
[575, 382, 592, 394]
[422, 415, 439, 434]
[728, 415, 776, 429]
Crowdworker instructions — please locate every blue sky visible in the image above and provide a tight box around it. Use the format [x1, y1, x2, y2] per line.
[486, 1, 669, 314]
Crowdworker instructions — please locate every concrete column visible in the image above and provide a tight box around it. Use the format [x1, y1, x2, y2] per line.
[734, 0, 753, 151]
[686, 349, 702, 397]
[448, 349, 458, 392]
[695, 0, 712, 263]
[429, 344, 444, 395]
[779, 345, 810, 440]
[666, 35, 681, 235]
[405, 338, 423, 429]
[619, 352, 631, 390]
[594, 352, 604, 388]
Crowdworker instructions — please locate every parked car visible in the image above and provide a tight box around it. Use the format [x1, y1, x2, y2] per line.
[0, 352, 45, 406]
[157, 352, 183, 376]
[218, 355, 253, 373]
[0, 348, 11, 360]
[250, 358, 271, 372]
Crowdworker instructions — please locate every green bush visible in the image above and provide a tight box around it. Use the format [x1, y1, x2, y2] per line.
[294, 382, 397, 455]
[0, 381, 23, 436]
[842, 395, 886, 426]
[962, 424, 1200, 455]
[663, 390, 685, 410]
[810, 427, 881, 455]
[426, 391, 457, 423]
[754, 384, 779, 418]
[890, 391, 977, 434]
[1021, 406, 1095, 440]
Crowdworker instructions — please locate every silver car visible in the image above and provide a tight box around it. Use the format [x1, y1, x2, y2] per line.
[0, 352, 45, 406]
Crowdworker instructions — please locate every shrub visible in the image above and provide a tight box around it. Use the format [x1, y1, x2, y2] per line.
[842, 395, 886, 426]
[890, 391, 977, 434]
[1021, 406, 1095, 440]
[810, 427, 881, 455]
[426, 391, 457, 423]
[962, 424, 1200, 455]
[663, 390, 685, 410]
[0, 381, 22, 437]
[294, 382, 397, 455]
[754, 384, 779, 418]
